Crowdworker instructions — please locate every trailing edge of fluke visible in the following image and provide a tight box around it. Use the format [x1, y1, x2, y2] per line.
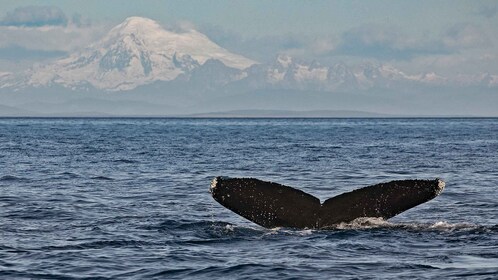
[209, 177, 445, 229]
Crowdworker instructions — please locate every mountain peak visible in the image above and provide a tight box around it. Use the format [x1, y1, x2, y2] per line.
[123, 16, 158, 25]
[276, 54, 293, 68]
[24, 16, 256, 91]
[109, 16, 164, 37]
[102, 17, 256, 69]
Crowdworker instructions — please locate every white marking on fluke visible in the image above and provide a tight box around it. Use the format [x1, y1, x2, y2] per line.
[436, 179, 446, 196]
[210, 177, 218, 192]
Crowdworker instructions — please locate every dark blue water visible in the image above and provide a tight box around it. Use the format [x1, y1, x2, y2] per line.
[1, 118, 497, 279]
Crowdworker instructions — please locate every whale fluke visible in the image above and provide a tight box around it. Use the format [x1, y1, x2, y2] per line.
[210, 177, 445, 229]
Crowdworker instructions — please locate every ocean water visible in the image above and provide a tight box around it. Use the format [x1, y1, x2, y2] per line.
[0, 118, 497, 279]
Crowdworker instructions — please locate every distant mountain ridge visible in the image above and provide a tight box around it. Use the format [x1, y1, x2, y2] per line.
[2, 16, 497, 93]
[241, 55, 498, 91]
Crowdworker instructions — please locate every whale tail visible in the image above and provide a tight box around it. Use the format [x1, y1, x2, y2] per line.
[210, 177, 445, 229]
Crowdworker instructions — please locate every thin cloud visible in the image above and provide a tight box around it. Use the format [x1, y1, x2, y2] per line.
[0, 45, 66, 60]
[0, 6, 68, 27]
[200, 24, 322, 62]
[335, 25, 450, 60]
[477, 4, 498, 18]
[0, 24, 107, 51]
[442, 23, 492, 49]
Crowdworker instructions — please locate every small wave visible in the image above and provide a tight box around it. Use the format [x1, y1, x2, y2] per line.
[0, 195, 20, 203]
[426, 221, 477, 231]
[265, 227, 315, 236]
[90, 176, 114, 181]
[325, 217, 494, 233]
[151, 219, 260, 233]
[150, 218, 497, 240]
[58, 172, 80, 178]
[39, 240, 153, 251]
[331, 217, 391, 229]
[147, 268, 194, 278]
[400, 221, 493, 233]
[148, 263, 275, 278]
[112, 159, 138, 164]
[144, 219, 267, 242]
[186, 263, 272, 277]
[0, 175, 28, 182]
[6, 208, 74, 221]
[145, 263, 298, 279]
[149, 219, 228, 231]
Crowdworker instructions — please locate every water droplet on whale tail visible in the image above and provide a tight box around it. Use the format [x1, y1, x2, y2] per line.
[210, 177, 445, 229]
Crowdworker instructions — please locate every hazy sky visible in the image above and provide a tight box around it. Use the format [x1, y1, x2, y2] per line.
[1, 0, 498, 75]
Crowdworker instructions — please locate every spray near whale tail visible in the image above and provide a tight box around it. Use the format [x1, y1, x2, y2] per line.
[210, 177, 445, 229]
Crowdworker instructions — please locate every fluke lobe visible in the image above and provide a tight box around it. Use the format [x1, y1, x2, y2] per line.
[209, 177, 445, 229]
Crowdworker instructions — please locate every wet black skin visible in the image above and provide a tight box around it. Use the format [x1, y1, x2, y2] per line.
[210, 177, 445, 229]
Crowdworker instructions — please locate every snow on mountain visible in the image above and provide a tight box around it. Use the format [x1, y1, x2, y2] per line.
[416, 72, 448, 85]
[3, 17, 497, 93]
[266, 55, 328, 84]
[26, 17, 256, 91]
[263, 55, 341, 91]
[250, 55, 498, 90]
[326, 63, 357, 90]
[488, 75, 498, 87]
[0, 72, 12, 88]
[187, 59, 246, 91]
[255, 55, 423, 90]
[453, 73, 498, 87]
[0, 72, 16, 89]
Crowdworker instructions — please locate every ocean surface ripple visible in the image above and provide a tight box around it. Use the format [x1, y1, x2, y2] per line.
[1, 118, 497, 279]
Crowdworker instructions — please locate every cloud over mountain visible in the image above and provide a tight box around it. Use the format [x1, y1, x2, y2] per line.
[0, 45, 65, 61]
[0, 5, 101, 64]
[336, 25, 450, 60]
[477, 3, 498, 18]
[0, 5, 68, 27]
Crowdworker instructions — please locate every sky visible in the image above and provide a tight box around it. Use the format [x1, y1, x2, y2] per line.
[1, 0, 498, 76]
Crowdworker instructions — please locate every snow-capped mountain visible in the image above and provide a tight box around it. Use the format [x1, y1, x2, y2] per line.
[243, 55, 498, 90]
[25, 17, 256, 91]
[243, 55, 420, 91]
[266, 55, 328, 86]
[3, 17, 497, 94]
